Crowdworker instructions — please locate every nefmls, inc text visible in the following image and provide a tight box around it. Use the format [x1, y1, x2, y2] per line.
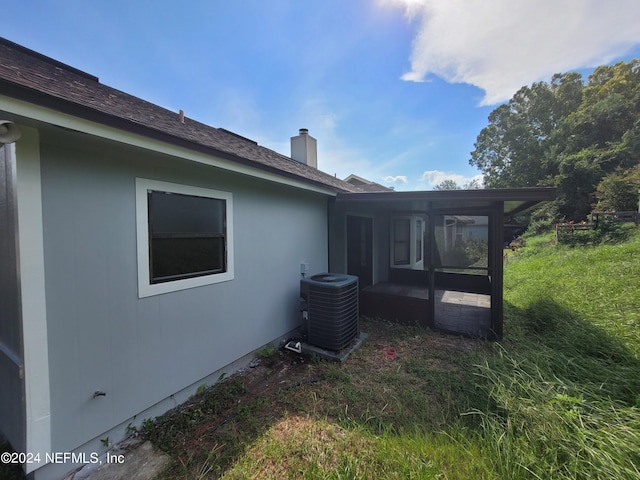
[47, 452, 100, 464]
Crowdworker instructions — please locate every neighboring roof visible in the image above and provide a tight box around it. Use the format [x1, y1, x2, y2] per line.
[335, 187, 557, 216]
[450, 215, 476, 224]
[0, 38, 359, 194]
[344, 174, 393, 192]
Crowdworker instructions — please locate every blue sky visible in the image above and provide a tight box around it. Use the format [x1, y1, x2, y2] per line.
[4, 0, 640, 190]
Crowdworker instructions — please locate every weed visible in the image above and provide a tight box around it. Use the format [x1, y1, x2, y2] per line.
[326, 363, 351, 383]
[125, 422, 138, 436]
[256, 344, 279, 358]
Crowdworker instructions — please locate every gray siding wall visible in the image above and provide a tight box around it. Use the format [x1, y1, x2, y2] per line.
[39, 132, 328, 452]
[0, 145, 25, 451]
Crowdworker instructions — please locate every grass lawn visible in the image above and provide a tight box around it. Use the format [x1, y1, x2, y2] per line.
[137, 227, 640, 478]
[141, 226, 640, 479]
[3, 229, 638, 479]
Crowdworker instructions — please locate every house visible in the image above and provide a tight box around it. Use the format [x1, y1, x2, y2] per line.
[0, 38, 554, 480]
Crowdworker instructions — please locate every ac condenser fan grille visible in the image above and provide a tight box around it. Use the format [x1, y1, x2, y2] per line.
[301, 273, 359, 351]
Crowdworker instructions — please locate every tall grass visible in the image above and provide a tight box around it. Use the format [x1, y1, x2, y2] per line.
[469, 227, 640, 479]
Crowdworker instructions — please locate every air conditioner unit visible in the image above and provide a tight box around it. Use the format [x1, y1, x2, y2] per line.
[300, 273, 359, 351]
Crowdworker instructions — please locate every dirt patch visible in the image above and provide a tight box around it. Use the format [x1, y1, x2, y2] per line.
[228, 321, 487, 407]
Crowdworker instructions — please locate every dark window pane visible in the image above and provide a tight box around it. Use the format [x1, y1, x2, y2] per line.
[394, 218, 409, 241]
[148, 191, 226, 283]
[151, 237, 224, 282]
[394, 243, 410, 264]
[393, 218, 410, 265]
[150, 191, 225, 234]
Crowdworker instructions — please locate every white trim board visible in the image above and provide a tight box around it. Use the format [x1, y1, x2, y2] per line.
[15, 126, 52, 472]
[135, 178, 235, 298]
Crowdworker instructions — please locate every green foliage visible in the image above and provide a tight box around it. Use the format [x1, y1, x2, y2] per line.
[554, 147, 603, 219]
[526, 202, 560, 234]
[471, 59, 640, 222]
[464, 239, 488, 266]
[471, 74, 584, 189]
[440, 238, 488, 269]
[596, 164, 640, 212]
[256, 344, 279, 358]
[142, 375, 248, 454]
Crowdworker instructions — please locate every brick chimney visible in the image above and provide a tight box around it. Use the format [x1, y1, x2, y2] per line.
[290, 128, 317, 168]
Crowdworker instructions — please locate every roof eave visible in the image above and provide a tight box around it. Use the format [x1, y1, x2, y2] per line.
[335, 187, 557, 215]
[0, 78, 351, 195]
[336, 187, 556, 203]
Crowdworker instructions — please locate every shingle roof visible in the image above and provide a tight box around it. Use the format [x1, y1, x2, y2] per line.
[0, 38, 359, 193]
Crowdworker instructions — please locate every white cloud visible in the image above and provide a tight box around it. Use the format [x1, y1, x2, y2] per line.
[383, 175, 408, 184]
[381, 0, 640, 105]
[420, 170, 483, 189]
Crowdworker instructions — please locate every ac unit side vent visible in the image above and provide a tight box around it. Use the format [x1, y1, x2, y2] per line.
[301, 273, 359, 351]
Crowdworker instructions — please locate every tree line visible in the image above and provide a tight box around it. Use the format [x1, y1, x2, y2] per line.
[468, 59, 640, 227]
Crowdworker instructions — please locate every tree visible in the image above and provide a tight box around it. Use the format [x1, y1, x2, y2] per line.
[463, 178, 482, 189]
[552, 60, 640, 218]
[470, 74, 584, 189]
[470, 59, 640, 222]
[433, 179, 460, 190]
[555, 148, 602, 220]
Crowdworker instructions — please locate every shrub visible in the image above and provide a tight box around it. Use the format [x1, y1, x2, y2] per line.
[527, 202, 561, 234]
[595, 165, 640, 212]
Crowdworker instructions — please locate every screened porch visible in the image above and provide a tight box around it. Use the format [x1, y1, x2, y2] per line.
[328, 188, 555, 340]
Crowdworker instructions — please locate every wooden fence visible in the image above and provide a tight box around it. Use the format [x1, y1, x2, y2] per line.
[591, 211, 639, 226]
[555, 211, 638, 242]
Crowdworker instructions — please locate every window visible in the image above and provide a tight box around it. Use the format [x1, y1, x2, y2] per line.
[390, 214, 425, 269]
[148, 191, 226, 283]
[136, 179, 233, 297]
[393, 218, 410, 265]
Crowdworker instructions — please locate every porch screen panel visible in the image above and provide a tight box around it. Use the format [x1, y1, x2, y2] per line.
[434, 215, 488, 274]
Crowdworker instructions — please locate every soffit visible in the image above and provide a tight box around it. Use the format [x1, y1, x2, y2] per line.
[335, 188, 556, 216]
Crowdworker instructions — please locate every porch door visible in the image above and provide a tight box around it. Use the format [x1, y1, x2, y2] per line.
[346, 215, 373, 288]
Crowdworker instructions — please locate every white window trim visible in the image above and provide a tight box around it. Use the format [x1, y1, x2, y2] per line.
[135, 178, 234, 298]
